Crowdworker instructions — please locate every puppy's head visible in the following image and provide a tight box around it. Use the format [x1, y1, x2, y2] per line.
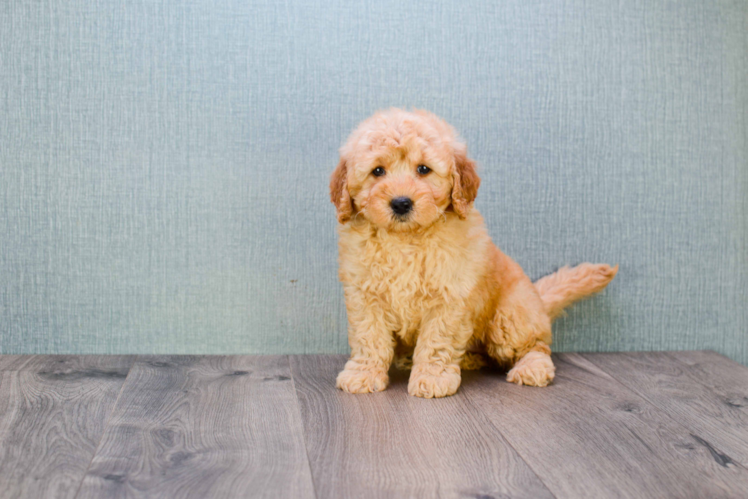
[330, 108, 479, 231]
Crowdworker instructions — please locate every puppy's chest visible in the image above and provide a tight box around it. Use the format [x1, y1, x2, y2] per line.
[344, 237, 469, 315]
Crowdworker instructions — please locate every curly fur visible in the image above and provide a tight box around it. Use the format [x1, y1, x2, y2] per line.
[331, 108, 617, 398]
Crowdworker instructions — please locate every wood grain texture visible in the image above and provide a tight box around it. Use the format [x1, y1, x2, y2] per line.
[290, 355, 552, 499]
[583, 351, 748, 468]
[461, 353, 748, 498]
[0, 355, 37, 371]
[0, 355, 135, 498]
[3, 352, 748, 498]
[77, 355, 315, 499]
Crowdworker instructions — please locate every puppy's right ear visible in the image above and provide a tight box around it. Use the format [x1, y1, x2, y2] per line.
[330, 157, 353, 223]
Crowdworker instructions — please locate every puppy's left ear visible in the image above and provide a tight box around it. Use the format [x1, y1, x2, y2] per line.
[451, 145, 480, 219]
[330, 157, 353, 223]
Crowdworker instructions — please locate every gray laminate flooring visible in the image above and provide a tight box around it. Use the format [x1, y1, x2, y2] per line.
[0, 352, 746, 498]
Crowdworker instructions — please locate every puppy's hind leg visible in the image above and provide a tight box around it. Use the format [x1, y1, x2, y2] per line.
[392, 339, 414, 370]
[485, 281, 555, 387]
[506, 343, 555, 387]
[460, 352, 487, 371]
[488, 324, 556, 387]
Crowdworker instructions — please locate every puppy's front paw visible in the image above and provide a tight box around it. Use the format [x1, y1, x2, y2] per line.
[507, 351, 555, 387]
[336, 368, 389, 394]
[408, 364, 461, 398]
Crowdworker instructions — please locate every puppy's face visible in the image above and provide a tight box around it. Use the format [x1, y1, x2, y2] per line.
[330, 109, 479, 231]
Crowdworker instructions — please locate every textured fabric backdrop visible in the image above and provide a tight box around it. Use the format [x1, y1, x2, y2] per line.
[1, 0, 746, 363]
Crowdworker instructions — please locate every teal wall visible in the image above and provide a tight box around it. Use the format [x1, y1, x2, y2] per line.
[1, 1, 746, 363]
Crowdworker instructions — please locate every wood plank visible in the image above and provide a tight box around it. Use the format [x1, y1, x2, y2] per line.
[461, 353, 748, 498]
[669, 350, 748, 401]
[668, 351, 748, 392]
[0, 355, 135, 498]
[583, 351, 748, 468]
[290, 355, 552, 499]
[0, 355, 35, 371]
[77, 356, 315, 499]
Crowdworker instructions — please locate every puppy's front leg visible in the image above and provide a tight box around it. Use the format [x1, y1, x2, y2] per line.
[408, 308, 473, 398]
[336, 289, 394, 394]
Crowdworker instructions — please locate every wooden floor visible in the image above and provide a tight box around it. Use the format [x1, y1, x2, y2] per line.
[0, 352, 747, 498]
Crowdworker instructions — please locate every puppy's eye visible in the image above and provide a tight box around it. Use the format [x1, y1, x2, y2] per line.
[372, 166, 386, 177]
[417, 164, 431, 175]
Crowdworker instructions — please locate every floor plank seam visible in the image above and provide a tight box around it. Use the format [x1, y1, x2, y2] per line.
[580, 353, 748, 473]
[73, 355, 139, 499]
[459, 379, 559, 499]
[288, 355, 320, 499]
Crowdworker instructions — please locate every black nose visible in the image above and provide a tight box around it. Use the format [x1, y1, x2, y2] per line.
[390, 197, 413, 215]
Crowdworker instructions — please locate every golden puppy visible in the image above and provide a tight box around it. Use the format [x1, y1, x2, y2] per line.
[330, 108, 617, 398]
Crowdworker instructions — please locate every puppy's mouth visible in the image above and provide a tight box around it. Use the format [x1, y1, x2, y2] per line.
[391, 212, 412, 223]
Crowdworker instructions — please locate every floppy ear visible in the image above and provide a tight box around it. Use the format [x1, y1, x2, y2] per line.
[330, 157, 353, 223]
[450, 146, 480, 219]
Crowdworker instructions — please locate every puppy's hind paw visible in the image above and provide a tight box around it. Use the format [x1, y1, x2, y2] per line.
[507, 351, 555, 387]
[460, 352, 487, 371]
[336, 368, 389, 394]
[393, 354, 413, 371]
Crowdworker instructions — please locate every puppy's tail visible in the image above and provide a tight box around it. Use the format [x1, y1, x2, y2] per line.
[534, 263, 618, 321]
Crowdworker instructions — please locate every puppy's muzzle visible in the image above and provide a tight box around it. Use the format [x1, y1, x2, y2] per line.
[390, 197, 413, 216]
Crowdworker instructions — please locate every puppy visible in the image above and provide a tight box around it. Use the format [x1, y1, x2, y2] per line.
[330, 108, 617, 398]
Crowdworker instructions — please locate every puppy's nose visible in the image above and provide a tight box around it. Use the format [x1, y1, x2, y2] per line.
[390, 197, 413, 215]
